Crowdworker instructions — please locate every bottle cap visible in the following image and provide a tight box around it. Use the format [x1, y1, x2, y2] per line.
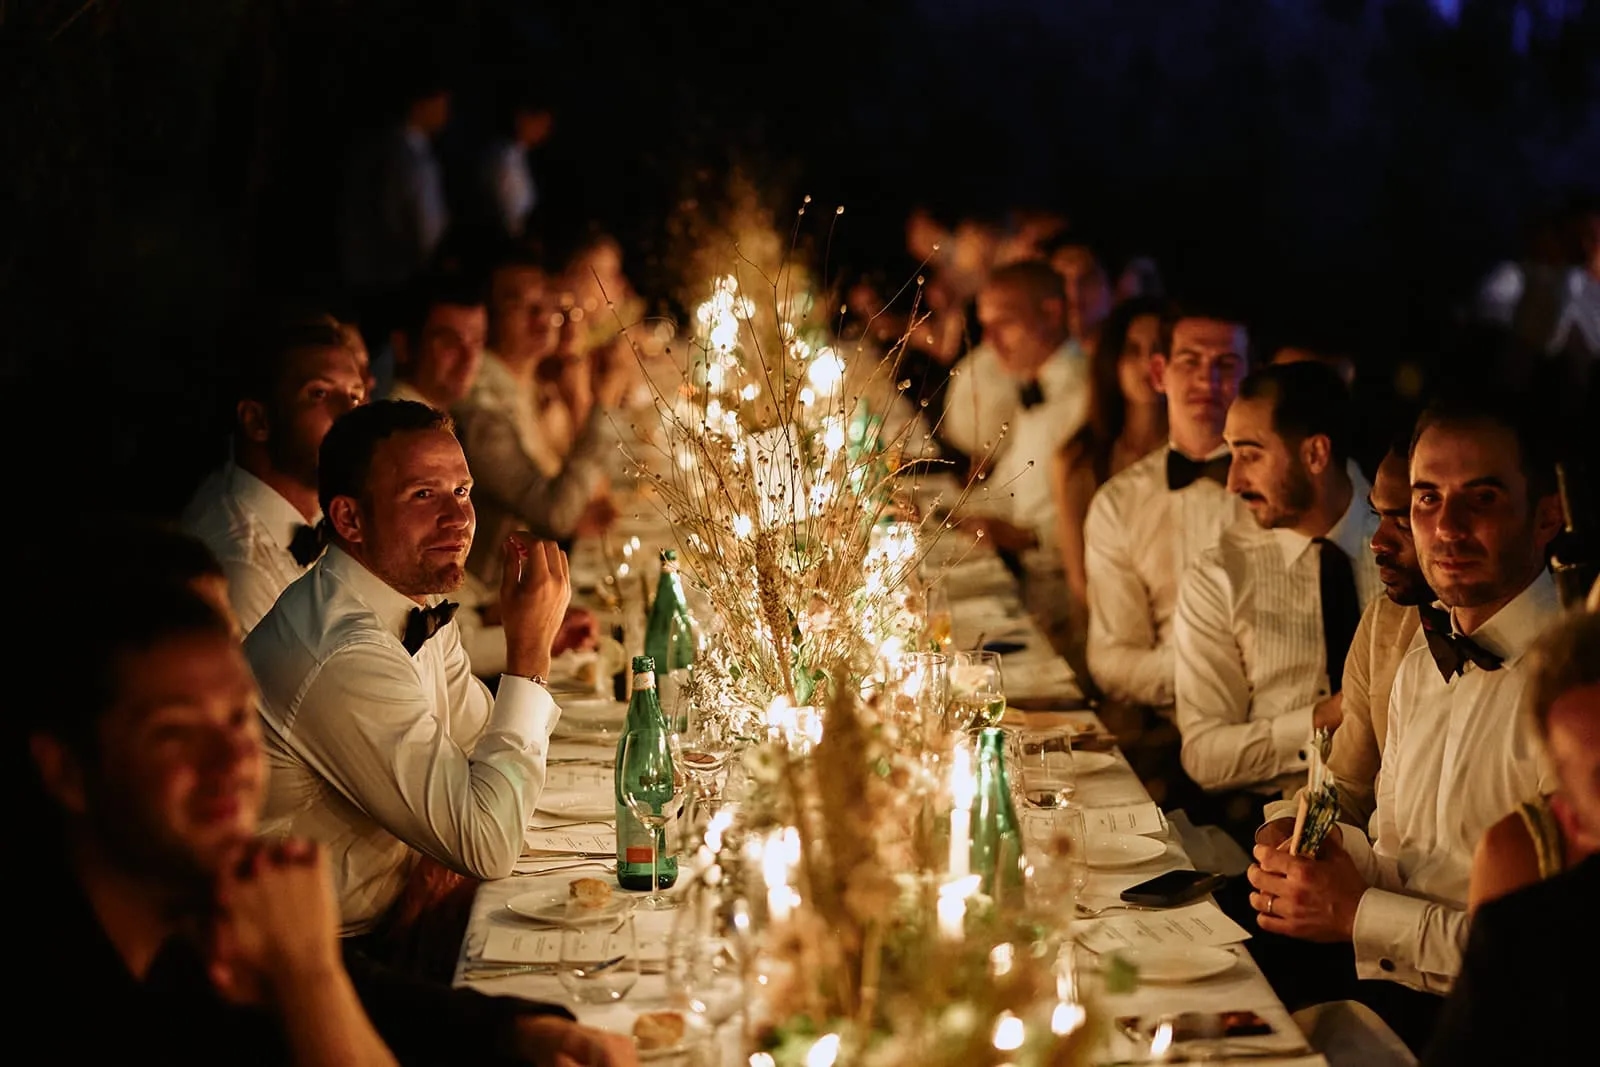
[660, 548, 678, 561]
[632, 655, 656, 673]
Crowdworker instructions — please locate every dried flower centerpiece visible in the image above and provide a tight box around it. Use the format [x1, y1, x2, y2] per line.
[686, 668, 1101, 1067]
[614, 184, 980, 717]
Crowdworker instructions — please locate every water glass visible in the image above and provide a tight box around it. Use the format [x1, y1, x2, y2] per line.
[884, 651, 949, 748]
[1021, 803, 1089, 917]
[1018, 726, 1077, 808]
[558, 911, 641, 1004]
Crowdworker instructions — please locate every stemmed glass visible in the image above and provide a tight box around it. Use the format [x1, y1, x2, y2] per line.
[619, 731, 688, 910]
[667, 903, 746, 1055]
[923, 583, 954, 653]
[949, 649, 1006, 731]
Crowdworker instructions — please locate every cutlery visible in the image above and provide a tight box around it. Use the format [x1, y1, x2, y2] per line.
[1102, 1045, 1315, 1064]
[463, 960, 666, 981]
[529, 819, 614, 830]
[1074, 900, 1164, 917]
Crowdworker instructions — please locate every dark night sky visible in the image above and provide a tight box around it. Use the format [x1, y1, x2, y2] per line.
[2, 0, 1597, 511]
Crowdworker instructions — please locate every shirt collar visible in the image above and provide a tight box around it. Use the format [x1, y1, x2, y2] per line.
[320, 545, 441, 645]
[1270, 459, 1373, 567]
[1446, 568, 1560, 665]
[227, 463, 319, 554]
[1167, 441, 1232, 462]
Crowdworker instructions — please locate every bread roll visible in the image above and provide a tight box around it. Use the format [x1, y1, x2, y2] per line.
[569, 877, 614, 908]
[633, 1010, 685, 1050]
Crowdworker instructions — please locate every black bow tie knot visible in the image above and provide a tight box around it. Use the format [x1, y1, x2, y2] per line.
[1166, 450, 1232, 491]
[1418, 602, 1504, 681]
[403, 601, 460, 656]
[288, 521, 327, 567]
[1018, 380, 1046, 410]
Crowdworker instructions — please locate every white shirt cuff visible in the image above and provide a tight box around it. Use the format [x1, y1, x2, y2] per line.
[1270, 708, 1315, 768]
[1352, 888, 1425, 985]
[490, 674, 561, 750]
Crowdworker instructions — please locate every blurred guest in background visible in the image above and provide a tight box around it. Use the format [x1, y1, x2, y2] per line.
[181, 316, 366, 633]
[381, 272, 488, 413]
[1050, 295, 1169, 670]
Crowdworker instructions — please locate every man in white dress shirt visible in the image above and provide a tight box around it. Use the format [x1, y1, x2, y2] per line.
[381, 271, 488, 413]
[1246, 391, 1564, 1053]
[248, 400, 571, 980]
[182, 318, 368, 633]
[1174, 361, 1381, 835]
[1084, 303, 1251, 711]
[945, 260, 1089, 643]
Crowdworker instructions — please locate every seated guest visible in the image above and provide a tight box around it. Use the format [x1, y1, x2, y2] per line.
[18, 538, 634, 1067]
[1246, 390, 1565, 1053]
[1044, 234, 1114, 358]
[248, 400, 571, 979]
[1051, 295, 1169, 609]
[1174, 361, 1380, 835]
[946, 260, 1090, 644]
[182, 315, 367, 632]
[457, 250, 624, 587]
[1422, 609, 1600, 1067]
[382, 271, 488, 413]
[1083, 300, 1250, 708]
[1267, 436, 1434, 831]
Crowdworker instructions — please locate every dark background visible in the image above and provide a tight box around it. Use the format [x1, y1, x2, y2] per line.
[3, 0, 1597, 513]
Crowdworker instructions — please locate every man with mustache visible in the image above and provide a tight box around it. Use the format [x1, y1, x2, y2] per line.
[1246, 391, 1564, 1053]
[247, 400, 571, 979]
[1172, 361, 1381, 839]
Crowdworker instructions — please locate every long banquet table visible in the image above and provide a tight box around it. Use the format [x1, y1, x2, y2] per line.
[451, 503, 1327, 1066]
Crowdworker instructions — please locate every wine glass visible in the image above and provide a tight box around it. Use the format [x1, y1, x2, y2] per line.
[620, 731, 688, 910]
[558, 910, 641, 1004]
[679, 697, 734, 796]
[949, 649, 1005, 731]
[667, 902, 746, 1053]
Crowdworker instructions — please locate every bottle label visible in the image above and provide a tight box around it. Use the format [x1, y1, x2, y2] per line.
[634, 672, 656, 690]
[625, 844, 655, 864]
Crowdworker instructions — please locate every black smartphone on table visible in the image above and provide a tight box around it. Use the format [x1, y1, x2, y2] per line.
[1118, 869, 1227, 907]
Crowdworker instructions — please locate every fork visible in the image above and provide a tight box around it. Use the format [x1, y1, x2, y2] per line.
[1074, 900, 1164, 917]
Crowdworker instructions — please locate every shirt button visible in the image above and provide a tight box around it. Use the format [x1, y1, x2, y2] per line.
[1379, 959, 1396, 973]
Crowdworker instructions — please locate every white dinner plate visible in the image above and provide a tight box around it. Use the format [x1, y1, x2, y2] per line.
[1108, 945, 1239, 983]
[506, 886, 632, 924]
[536, 792, 615, 821]
[1069, 750, 1118, 775]
[1084, 833, 1168, 869]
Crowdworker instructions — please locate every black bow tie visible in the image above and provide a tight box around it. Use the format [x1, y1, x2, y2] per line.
[1018, 380, 1046, 410]
[403, 601, 459, 656]
[288, 521, 327, 567]
[1166, 450, 1231, 491]
[1418, 602, 1504, 681]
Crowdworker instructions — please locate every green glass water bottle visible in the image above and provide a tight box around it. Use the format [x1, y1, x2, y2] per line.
[615, 656, 679, 891]
[971, 726, 1025, 901]
[644, 549, 698, 730]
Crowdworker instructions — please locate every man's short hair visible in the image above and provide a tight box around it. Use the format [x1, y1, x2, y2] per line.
[1409, 387, 1559, 501]
[1156, 297, 1251, 361]
[1526, 609, 1600, 743]
[27, 582, 232, 758]
[318, 400, 454, 517]
[982, 259, 1066, 306]
[1237, 360, 1355, 466]
[394, 271, 488, 346]
[233, 314, 348, 407]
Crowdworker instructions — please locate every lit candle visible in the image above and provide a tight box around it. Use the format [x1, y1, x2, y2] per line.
[949, 741, 975, 878]
[937, 874, 981, 939]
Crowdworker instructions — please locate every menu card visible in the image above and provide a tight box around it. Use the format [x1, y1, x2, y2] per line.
[523, 830, 616, 855]
[1074, 900, 1251, 954]
[1086, 802, 1166, 837]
